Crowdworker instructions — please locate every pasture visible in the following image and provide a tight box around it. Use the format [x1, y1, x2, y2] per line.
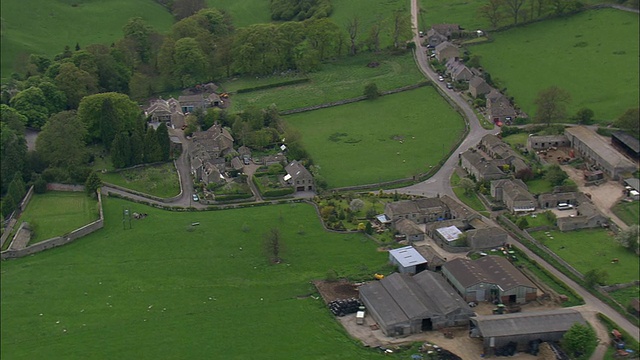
[0, 198, 393, 359]
[0, 0, 173, 82]
[531, 228, 639, 284]
[17, 191, 99, 245]
[469, 9, 640, 121]
[223, 52, 425, 112]
[100, 162, 180, 199]
[205, 0, 270, 28]
[612, 201, 640, 226]
[284, 86, 465, 188]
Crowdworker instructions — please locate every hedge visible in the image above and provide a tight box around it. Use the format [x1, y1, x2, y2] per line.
[214, 193, 253, 201]
[235, 78, 310, 94]
[262, 188, 295, 198]
[596, 313, 639, 353]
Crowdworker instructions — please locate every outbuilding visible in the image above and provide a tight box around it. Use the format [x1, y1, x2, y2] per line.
[388, 246, 427, 274]
[359, 271, 474, 337]
[470, 309, 586, 353]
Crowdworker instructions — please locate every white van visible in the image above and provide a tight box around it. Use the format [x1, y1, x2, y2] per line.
[557, 203, 573, 210]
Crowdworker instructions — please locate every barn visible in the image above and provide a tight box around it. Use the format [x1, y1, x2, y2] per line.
[358, 271, 474, 337]
[442, 256, 537, 304]
[388, 246, 428, 274]
[470, 309, 586, 353]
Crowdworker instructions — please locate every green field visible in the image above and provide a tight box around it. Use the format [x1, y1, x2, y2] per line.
[531, 229, 640, 284]
[206, 0, 270, 28]
[502, 133, 529, 148]
[418, 0, 486, 32]
[17, 191, 99, 244]
[469, 9, 640, 121]
[0, 198, 395, 359]
[285, 86, 465, 188]
[608, 285, 640, 309]
[224, 52, 425, 112]
[0, 0, 173, 82]
[450, 172, 486, 213]
[612, 201, 640, 226]
[525, 178, 555, 195]
[100, 162, 180, 199]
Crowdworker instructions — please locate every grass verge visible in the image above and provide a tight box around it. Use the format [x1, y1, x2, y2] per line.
[612, 201, 640, 226]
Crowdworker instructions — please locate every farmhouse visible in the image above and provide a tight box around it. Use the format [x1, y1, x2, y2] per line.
[490, 179, 536, 213]
[470, 309, 586, 353]
[178, 93, 221, 113]
[527, 134, 570, 151]
[565, 126, 637, 180]
[358, 271, 474, 337]
[557, 201, 608, 231]
[435, 41, 460, 62]
[469, 76, 492, 98]
[442, 256, 537, 304]
[445, 58, 473, 82]
[191, 123, 234, 158]
[486, 90, 516, 124]
[388, 246, 428, 274]
[460, 149, 505, 181]
[612, 130, 640, 160]
[384, 195, 476, 224]
[480, 134, 530, 174]
[426, 24, 461, 47]
[538, 192, 586, 209]
[465, 227, 509, 249]
[144, 97, 185, 129]
[283, 160, 314, 192]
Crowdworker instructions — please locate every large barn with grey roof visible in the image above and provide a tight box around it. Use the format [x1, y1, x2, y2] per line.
[470, 309, 586, 352]
[358, 271, 474, 337]
[442, 256, 537, 304]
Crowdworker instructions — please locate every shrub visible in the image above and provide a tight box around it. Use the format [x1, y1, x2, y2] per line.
[364, 83, 380, 100]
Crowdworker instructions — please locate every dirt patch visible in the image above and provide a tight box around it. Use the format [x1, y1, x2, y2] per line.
[313, 280, 360, 304]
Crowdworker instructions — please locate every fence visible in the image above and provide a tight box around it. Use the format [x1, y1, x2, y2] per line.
[1, 191, 104, 260]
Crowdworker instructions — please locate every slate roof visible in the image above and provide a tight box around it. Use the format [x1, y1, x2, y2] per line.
[443, 256, 536, 291]
[284, 160, 312, 181]
[430, 24, 461, 36]
[394, 218, 424, 236]
[492, 179, 535, 203]
[471, 309, 585, 338]
[461, 150, 505, 178]
[469, 76, 491, 94]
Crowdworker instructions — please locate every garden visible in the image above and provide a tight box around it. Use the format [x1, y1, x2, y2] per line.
[99, 162, 180, 199]
[469, 9, 639, 121]
[1, 197, 396, 359]
[285, 86, 465, 188]
[530, 228, 639, 284]
[13, 191, 99, 246]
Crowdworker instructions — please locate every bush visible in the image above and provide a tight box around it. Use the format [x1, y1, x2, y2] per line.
[364, 83, 380, 100]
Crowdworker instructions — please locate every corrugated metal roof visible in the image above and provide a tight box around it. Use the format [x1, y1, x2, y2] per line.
[436, 226, 463, 242]
[389, 246, 427, 268]
[472, 309, 585, 337]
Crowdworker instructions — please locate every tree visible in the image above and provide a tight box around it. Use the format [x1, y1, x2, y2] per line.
[584, 269, 608, 287]
[543, 164, 568, 186]
[172, 0, 206, 20]
[100, 98, 120, 151]
[349, 198, 365, 212]
[346, 16, 359, 55]
[516, 216, 529, 229]
[503, 0, 527, 25]
[9, 87, 49, 129]
[122, 17, 154, 64]
[55, 62, 98, 109]
[0, 123, 27, 195]
[364, 83, 380, 100]
[614, 108, 639, 136]
[574, 107, 594, 125]
[110, 132, 131, 169]
[7, 172, 26, 207]
[85, 171, 103, 196]
[479, 0, 505, 29]
[615, 225, 639, 255]
[365, 221, 373, 235]
[391, 10, 412, 49]
[143, 127, 162, 163]
[264, 228, 282, 264]
[77, 92, 142, 144]
[365, 21, 383, 52]
[459, 177, 475, 195]
[156, 122, 171, 161]
[562, 323, 597, 358]
[1, 105, 27, 133]
[515, 168, 534, 181]
[173, 37, 207, 87]
[533, 86, 571, 126]
[36, 111, 88, 169]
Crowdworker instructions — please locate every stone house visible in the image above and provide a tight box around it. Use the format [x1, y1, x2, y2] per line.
[486, 90, 516, 124]
[460, 149, 505, 181]
[480, 134, 530, 174]
[445, 58, 473, 82]
[283, 160, 314, 192]
[144, 97, 185, 129]
[435, 41, 460, 62]
[527, 135, 571, 151]
[178, 93, 221, 113]
[538, 192, 586, 209]
[469, 76, 492, 98]
[394, 218, 425, 242]
[426, 24, 461, 47]
[466, 227, 509, 249]
[490, 179, 536, 213]
[557, 202, 608, 231]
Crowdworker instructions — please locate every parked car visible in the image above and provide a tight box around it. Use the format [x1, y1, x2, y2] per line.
[557, 203, 573, 210]
[446, 82, 453, 89]
[438, 75, 444, 82]
[243, 157, 250, 165]
[192, 194, 199, 202]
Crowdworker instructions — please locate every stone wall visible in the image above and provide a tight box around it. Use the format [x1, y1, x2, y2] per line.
[47, 183, 85, 192]
[20, 186, 34, 211]
[1, 192, 104, 260]
[0, 186, 34, 248]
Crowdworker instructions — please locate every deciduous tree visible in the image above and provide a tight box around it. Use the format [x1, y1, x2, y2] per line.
[172, 0, 206, 20]
[9, 87, 49, 129]
[264, 227, 282, 264]
[78, 92, 143, 144]
[346, 16, 360, 55]
[503, 0, 527, 25]
[614, 108, 639, 136]
[0, 123, 27, 195]
[459, 177, 475, 195]
[479, 0, 505, 29]
[35, 111, 88, 169]
[84, 171, 103, 196]
[54, 62, 98, 109]
[391, 10, 412, 49]
[615, 225, 639, 255]
[562, 323, 597, 358]
[533, 86, 571, 126]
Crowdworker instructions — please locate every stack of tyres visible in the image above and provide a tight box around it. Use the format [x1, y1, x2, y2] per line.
[328, 298, 362, 316]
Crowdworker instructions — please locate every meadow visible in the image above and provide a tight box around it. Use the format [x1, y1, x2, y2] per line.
[17, 191, 99, 244]
[205, 0, 270, 28]
[0, 0, 173, 82]
[0, 197, 395, 359]
[469, 9, 640, 121]
[531, 228, 640, 284]
[612, 201, 640, 226]
[284, 86, 465, 188]
[223, 52, 425, 112]
[100, 162, 180, 199]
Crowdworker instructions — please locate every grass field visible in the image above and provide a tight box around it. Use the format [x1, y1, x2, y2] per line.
[531, 229, 640, 284]
[612, 201, 640, 226]
[469, 9, 639, 121]
[223, 52, 425, 112]
[205, 0, 270, 28]
[100, 163, 180, 199]
[0, 0, 173, 82]
[502, 133, 529, 148]
[608, 286, 640, 309]
[418, 0, 486, 32]
[525, 178, 555, 195]
[450, 173, 486, 213]
[0, 197, 395, 359]
[285, 86, 465, 188]
[17, 192, 99, 244]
